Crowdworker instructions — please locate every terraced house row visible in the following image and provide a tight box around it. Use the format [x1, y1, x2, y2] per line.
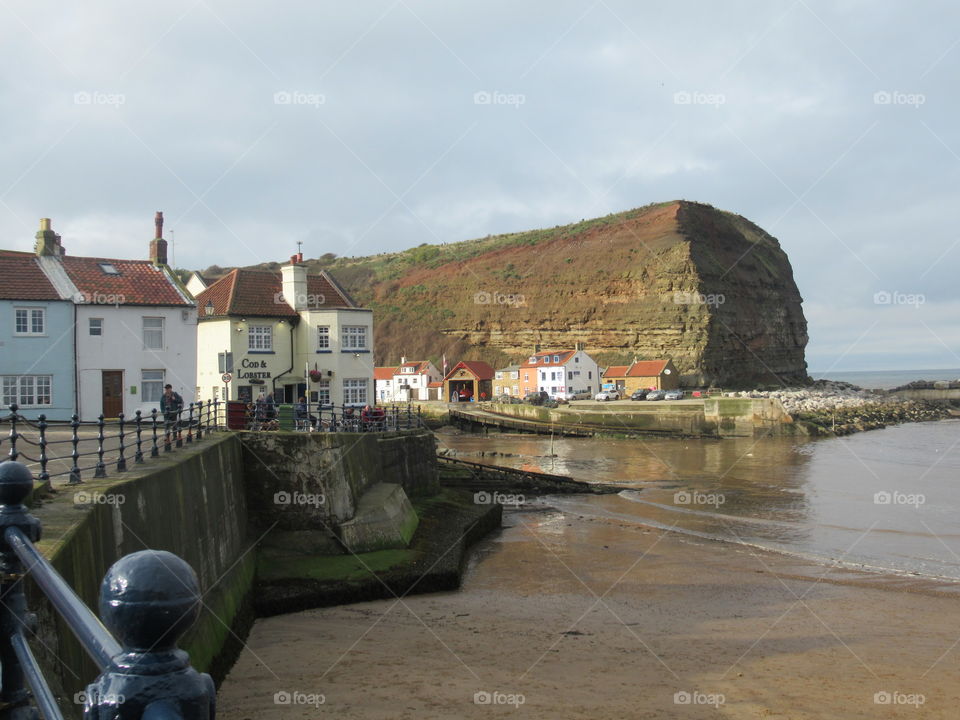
[0, 214, 375, 421]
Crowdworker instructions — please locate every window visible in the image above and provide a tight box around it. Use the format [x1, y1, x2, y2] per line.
[528, 356, 536, 364]
[317, 326, 330, 350]
[568, 371, 573, 380]
[342, 326, 367, 350]
[142, 317, 164, 350]
[2, 375, 52, 407]
[141, 370, 164, 402]
[98, 263, 119, 275]
[249, 325, 273, 351]
[14, 308, 45, 335]
[588, 371, 592, 379]
[343, 378, 367, 404]
[317, 379, 331, 404]
[89, 318, 103, 336]
[553, 355, 560, 363]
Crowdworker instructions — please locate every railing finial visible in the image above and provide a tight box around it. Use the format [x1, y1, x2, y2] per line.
[83, 550, 215, 718]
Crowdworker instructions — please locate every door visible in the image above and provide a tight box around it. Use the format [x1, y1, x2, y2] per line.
[102, 371, 123, 417]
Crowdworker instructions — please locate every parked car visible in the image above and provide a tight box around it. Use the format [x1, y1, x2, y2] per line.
[629, 389, 649, 401]
[645, 390, 666, 401]
[524, 391, 550, 405]
[594, 389, 621, 401]
[664, 389, 684, 400]
[496, 394, 522, 404]
[556, 390, 590, 401]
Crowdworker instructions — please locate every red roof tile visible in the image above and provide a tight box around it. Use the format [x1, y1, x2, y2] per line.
[626, 360, 670, 377]
[0, 251, 62, 300]
[602, 365, 630, 378]
[196, 268, 357, 318]
[443, 360, 495, 381]
[60, 256, 191, 306]
[374, 367, 396, 380]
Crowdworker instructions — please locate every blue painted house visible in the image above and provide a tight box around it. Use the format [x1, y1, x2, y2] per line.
[0, 248, 76, 420]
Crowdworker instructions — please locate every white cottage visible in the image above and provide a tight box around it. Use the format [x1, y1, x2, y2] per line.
[31, 214, 197, 421]
[195, 254, 373, 407]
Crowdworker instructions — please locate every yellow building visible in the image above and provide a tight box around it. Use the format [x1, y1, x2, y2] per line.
[602, 359, 679, 392]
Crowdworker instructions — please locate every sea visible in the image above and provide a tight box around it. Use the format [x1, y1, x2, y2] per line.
[810, 368, 960, 389]
[440, 418, 960, 583]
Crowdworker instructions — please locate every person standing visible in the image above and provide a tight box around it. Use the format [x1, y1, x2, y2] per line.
[159, 384, 183, 444]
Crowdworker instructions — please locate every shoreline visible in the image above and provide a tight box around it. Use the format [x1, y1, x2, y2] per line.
[218, 502, 960, 719]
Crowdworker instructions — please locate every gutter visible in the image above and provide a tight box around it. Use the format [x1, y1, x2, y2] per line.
[271, 317, 299, 398]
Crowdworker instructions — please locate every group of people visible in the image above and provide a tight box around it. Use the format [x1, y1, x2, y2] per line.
[245, 392, 279, 430]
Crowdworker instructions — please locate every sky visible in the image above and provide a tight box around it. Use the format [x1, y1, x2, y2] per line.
[1, 1, 958, 373]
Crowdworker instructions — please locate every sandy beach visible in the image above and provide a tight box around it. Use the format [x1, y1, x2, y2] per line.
[218, 502, 960, 718]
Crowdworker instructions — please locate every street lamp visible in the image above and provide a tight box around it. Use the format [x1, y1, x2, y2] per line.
[204, 301, 214, 317]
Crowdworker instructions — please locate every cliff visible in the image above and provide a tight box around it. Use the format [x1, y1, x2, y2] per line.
[206, 201, 809, 387]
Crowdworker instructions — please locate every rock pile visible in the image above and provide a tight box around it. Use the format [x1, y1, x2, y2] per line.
[722, 380, 956, 435]
[723, 380, 877, 414]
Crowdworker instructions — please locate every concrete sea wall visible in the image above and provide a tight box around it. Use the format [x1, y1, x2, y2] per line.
[29, 434, 251, 714]
[25, 428, 443, 716]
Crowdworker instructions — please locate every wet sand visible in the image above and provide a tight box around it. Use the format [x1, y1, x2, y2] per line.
[218, 504, 960, 718]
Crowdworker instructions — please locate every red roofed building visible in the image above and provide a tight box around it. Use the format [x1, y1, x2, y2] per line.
[442, 361, 494, 402]
[391, 357, 441, 401]
[13, 215, 198, 421]
[374, 366, 396, 402]
[195, 255, 373, 407]
[0, 249, 76, 420]
[519, 348, 600, 399]
[602, 358, 679, 392]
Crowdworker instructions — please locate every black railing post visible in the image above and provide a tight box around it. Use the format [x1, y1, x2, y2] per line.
[94, 415, 106, 479]
[134, 410, 144, 464]
[0, 461, 42, 720]
[418, 405, 422, 428]
[81, 550, 216, 718]
[151, 409, 160, 458]
[37, 414, 49, 486]
[69, 414, 82, 485]
[175, 406, 184, 448]
[7, 404, 19, 462]
[116, 413, 127, 472]
[213, 399, 219, 430]
[195, 400, 204, 441]
[185, 403, 194, 444]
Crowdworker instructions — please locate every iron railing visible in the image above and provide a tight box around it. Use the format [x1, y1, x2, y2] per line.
[230, 401, 425, 433]
[0, 460, 214, 719]
[0, 401, 221, 486]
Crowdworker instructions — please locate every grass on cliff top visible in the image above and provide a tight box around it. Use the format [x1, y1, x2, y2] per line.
[201, 201, 678, 285]
[256, 489, 479, 584]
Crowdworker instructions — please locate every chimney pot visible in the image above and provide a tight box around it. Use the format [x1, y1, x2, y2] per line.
[40, 218, 51, 231]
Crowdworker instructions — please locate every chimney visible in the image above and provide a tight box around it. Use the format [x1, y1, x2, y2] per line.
[534, 344, 541, 353]
[400, 356, 407, 364]
[281, 259, 307, 311]
[149, 211, 168, 265]
[34, 218, 63, 257]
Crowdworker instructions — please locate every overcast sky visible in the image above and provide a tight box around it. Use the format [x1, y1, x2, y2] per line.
[1, 1, 958, 372]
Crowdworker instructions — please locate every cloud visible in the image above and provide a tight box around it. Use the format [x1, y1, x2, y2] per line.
[0, 0, 958, 370]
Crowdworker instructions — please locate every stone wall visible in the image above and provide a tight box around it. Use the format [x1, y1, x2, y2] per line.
[28, 434, 251, 716]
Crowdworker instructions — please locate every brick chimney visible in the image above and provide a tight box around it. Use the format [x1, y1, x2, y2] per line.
[34, 218, 63, 257]
[149, 211, 168, 265]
